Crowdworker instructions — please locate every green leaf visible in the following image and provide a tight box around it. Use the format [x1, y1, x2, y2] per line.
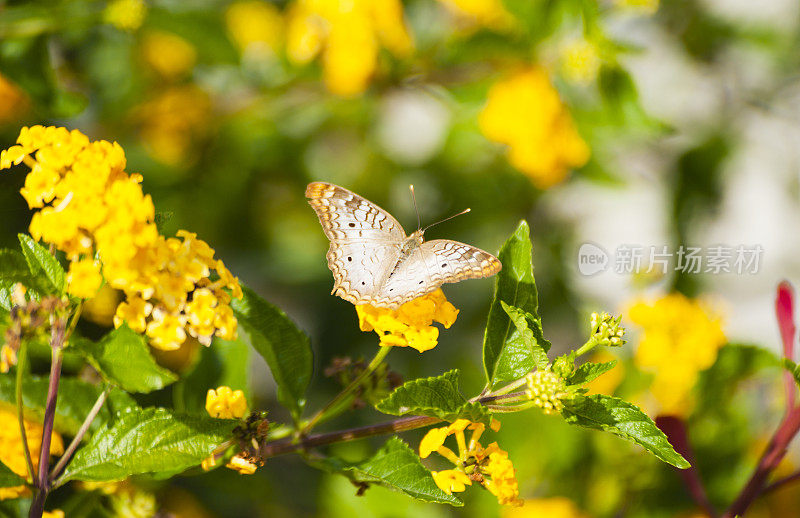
[231, 285, 312, 420]
[494, 302, 549, 382]
[73, 325, 178, 393]
[376, 370, 491, 425]
[0, 375, 129, 436]
[566, 361, 618, 386]
[483, 221, 550, 386]
[783, 358, 800, 386]
[17, 234, 65, 295]
[60, 407, 238, 482]
[332, 437, 462, 506]
[0, 460, 24, 488]
[0, 248, 48, 309]
[562, 394, 690, 469]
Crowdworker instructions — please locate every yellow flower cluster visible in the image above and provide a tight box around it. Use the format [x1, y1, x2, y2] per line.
[0, 126, 242, 351]
[356, 289, 459, 352]
[525, 369, 568, 415]
[226, 1, 284, 57]
[205, 386, 248, 419]
[419, 419, 522, 506]
[133, 85, 212, 167]
[286, 0, 413, 96]
[140, 31, 197, 79]
[103, 0, 147, 32]
[629, 293, 726, 415]
[0, 73, 29, 124]
[503, 497, 588, 518]
[560, 39, 601, 84]
[436, 0, 514, 31]
[0, 408, 64, 500]
[479, 68, 590, 189]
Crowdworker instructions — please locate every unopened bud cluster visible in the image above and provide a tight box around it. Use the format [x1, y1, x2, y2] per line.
[525, 369, 567, 415]
[590, 312, 625, 347]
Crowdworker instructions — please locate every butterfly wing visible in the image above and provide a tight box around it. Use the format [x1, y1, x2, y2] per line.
[306, 182, 406, 305]
[373, 239, 502, 308]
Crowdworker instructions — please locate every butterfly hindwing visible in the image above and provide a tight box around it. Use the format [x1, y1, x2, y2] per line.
[373, 239, 502, 307]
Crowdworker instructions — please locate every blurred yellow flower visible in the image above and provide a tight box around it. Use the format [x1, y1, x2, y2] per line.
[560, 39, 601, 84]
[42, 511, 65, 518]
[67, 258, 104, 299]
[356, 289, 458, 352]
[286, 0, 413, 96]
[226, 1, 284, 57]
[585, 350, 624, 396]
[420, 418, 521, 506]
[104, 0, 147, 32]
[134, 85, 211, 166]
[1, 126, 242, 351]
[0, 73, 29, 124]
[141, 31, 197, 79]
[479, 68, 590, 189]
[436, 0, 515, 31]
[83, 285, 123, 327]
[226, 454, 258, 475]
[615, 0, 659, 14]
[205, 385, 248, 419]
[629, 293, 726, 415]
[0, 408, 64, 500]
[503, 496, 588, 517]
[110, 486, 156, 518]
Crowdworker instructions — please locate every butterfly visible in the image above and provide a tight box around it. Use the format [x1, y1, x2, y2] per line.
[306, 182, 502, 308]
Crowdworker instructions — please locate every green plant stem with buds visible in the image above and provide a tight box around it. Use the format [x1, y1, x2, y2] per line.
[301, 345, 393, 434]
[15, 341, 35, 484]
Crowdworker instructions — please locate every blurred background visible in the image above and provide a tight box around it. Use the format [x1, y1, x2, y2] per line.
[1, 0, 800, 516]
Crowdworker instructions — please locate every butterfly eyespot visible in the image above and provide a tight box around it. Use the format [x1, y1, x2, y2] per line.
[349, 223, 355, 227]
[361, 281, 365, 285]
[348, 257, 352, 262]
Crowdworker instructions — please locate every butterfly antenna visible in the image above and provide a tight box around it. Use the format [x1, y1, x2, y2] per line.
[410, 184, 421, 231]
[422, 208, 471, 233]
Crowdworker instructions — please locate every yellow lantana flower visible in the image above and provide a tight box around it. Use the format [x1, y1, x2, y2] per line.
[0, 408, 64, 500]
[205, 386, 248, 419]
[479, 67, 590, 189]
[226, 454, 258, 475]
[356, 289, 458, 352]
[1, 126, 243, 351]
[629, 293, 726, 415]
[104, 0, 147, 32]
[503, 497, 589, 517]
[140, 31, 197, 79]
[419, 418, 521, 506]
[226, 1, 284, 57]
[286, 0, 413, 96]
[436, 0, 515, 32]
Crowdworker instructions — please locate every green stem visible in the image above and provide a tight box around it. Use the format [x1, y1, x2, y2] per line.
[480, 377, 529, 399]
[574, 339, 599, 358]
[49, 387, 110, 483]
[301, 346, 393, 434]
[15, 342, 35, 484]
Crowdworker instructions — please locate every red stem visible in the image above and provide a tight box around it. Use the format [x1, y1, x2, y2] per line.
[656, 415, 717, 517]
[776, 281, 796, 412]
[723, 405, 800, 517]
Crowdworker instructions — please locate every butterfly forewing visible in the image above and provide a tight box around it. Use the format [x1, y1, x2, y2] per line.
[306, 182, 405, 304]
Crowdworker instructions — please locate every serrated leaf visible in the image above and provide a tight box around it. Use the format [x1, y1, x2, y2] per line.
[73, 325, 177, 393]
[566, 361, 618, 386]
[483, 221, 550, 387]
[494, 302, 549, 382]
[231, 285, 312, 420]
[60, 407, 238, 482]
[0, 249, 47, 309]
[376, 370, 491, 425]
[562, 394, 689, 469]
[335, 437, 462, 506]
[0, 460, 24, 488]
[0, 375, 127, 436]
[17, 234, 65, 294]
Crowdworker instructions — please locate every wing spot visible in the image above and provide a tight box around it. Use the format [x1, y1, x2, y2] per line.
[361, 281, 366, 285]
[441, 264, 446, 268]
[418, 281, 423, 285]
[349, 223, 355, 227]
[348, 257, 352, 262]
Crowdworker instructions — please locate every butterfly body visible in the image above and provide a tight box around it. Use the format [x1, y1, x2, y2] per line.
[306, 182, 501, 308]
